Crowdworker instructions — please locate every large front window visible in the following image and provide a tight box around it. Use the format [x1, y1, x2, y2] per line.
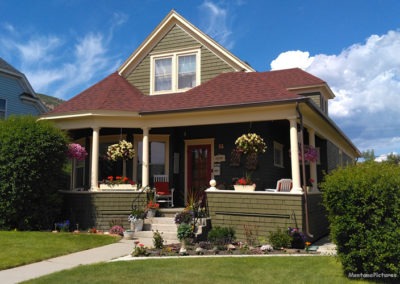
[151, 49, 199, 94]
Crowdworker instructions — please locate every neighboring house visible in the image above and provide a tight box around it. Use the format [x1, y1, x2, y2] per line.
[0, 57, 47, 118]
[41, 10, 360, 240]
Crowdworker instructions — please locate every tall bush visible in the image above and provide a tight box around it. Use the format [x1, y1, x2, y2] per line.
[322, 162, 400, 277]
[0, 116, 68, 230]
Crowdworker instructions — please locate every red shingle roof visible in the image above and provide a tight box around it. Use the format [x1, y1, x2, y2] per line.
[49, 68, 326, 115]
[49, 72, 145, 114]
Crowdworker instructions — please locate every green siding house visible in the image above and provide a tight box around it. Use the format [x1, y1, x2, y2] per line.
[41, 10, 359, 241]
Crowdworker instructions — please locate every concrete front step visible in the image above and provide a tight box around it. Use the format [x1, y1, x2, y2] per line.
[143, 223, 178, 232]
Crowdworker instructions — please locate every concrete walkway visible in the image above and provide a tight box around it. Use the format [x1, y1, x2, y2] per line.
[0, 235, 336, 284]
[0, 239, 134, 284]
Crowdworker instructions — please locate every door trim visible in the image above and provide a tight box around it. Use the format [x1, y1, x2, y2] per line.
[184, 138, 214, 203]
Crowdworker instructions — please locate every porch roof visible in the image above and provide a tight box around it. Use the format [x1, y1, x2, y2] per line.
[46, 68, 325, 115]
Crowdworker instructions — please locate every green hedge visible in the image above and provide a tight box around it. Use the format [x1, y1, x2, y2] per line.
[322, 162, 400, 277]
[0, 116, 68, 230]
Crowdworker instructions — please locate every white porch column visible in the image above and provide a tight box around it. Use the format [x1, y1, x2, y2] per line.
[308, 128, 318, 192]
[141, 127, 150, 188]
[289, 118, 302, 192]
[90, 127, 100, 191]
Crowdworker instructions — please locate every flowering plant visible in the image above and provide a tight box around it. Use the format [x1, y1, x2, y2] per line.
[174, 210, 194, 224]
[107, 140, 135, 161]
[67, 143, 87, 161]
[236, 177, 253, 185]
[109, 225, 125, 236]
[235, 133, 267, 154]
[129, 207, 146, 221]
[303, 145, 318, 162]
[235, 172, 254, 185]
[103, 176, 135, 185]
[147, 200, 160, 210]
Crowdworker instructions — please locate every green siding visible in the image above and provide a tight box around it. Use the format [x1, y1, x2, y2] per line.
[61, 191, 147, 231]
[206, 191, 328, 242]
[126, 25, 235, 95]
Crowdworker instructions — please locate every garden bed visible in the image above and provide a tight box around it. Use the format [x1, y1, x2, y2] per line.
[131, 241, 320, 257]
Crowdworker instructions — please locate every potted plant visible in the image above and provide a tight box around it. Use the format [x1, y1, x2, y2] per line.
[146, 200, 159, 218]
[177, 223, 193, 253]
[128, 207, 146, 232]
[99, 176, 137, 190]
[234, 132, 267, 170]
[234, 173, 256, 191]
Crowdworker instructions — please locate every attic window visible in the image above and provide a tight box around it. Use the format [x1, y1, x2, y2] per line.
[151, 49, 200, 94]
[0, 99, 6, 119]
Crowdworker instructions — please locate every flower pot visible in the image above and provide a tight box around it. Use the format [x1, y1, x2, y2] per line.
[123, 230, 134, 240]
[147, 209, 156, 218]
[234, 184, 256, 191]
[130, 219, 144, 232]
[99, 184, 137, 191]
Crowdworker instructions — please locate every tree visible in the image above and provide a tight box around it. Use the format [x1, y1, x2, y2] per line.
[360, 149, 375, 162]
[0, 116, 68, 230]
[385, 152, 400, 165]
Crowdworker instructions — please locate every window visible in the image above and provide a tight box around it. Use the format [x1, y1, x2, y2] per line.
[151, 49, 200, 94]
[134, 135, 170, 183]
[0, 99, 6, 119]
[274, 141, 284, 168]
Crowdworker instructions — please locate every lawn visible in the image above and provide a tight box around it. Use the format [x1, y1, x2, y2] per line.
[0, 231, 119, 270]
[25, 256, 367, 284]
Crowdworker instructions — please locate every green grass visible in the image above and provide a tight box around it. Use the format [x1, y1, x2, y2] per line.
[0, 231, 119, 270]
[25, 256, 367, 284]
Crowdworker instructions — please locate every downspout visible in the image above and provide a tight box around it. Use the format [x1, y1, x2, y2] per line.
[296, 103, 314, 238]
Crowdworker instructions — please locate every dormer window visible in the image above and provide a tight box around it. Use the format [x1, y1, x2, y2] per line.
[151, 49, 200, 95]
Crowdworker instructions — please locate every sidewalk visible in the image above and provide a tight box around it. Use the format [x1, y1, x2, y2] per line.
[0, 239, 134, 284]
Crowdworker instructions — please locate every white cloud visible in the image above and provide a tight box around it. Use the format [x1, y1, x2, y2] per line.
[270, 30, 400, 155]
[199, 1, 234, 49]
[1, 22, 122, 99]
[270, 50, 314, 70]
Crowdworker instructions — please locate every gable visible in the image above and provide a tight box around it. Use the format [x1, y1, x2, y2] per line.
[125, 24, 236, 95]
[119, 10, 253, 96]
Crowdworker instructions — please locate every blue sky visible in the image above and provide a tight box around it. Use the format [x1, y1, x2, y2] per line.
[1, 0, 400, 158]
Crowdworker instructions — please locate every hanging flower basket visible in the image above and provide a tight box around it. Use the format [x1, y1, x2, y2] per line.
[107, 140, 135, 161]
[235, 133, 267, 155]
[67, 143, 87, 161]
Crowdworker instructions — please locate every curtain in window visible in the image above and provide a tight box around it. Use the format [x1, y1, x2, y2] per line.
[155, 58, 172, 91]
[178, 55, 196, 89]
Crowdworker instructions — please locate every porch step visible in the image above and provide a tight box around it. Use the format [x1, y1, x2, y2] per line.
[130, 217, 180, 247]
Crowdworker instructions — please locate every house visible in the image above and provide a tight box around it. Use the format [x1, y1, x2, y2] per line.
[41, 10, 359, 241]
[0, 57, 47, 118]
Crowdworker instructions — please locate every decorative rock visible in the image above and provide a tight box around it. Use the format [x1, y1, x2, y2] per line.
[195, 247, 205, 255]
[227, 244, 236, 250]
[260, 244, 273, 252]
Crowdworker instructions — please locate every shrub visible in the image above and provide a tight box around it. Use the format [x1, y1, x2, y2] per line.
[268, 228, 291, 249]
[0, 116, 68, 230]
[177, 223, 193, 241]
[207, 226, 236, 246]
[322, 162, 400, 276]
[153, 230, 164, 249]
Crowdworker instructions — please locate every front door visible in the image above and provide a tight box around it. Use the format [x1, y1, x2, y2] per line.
[186, 144, 212, 193]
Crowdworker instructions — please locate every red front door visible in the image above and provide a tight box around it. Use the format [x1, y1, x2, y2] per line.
[186, 144, 212, 191]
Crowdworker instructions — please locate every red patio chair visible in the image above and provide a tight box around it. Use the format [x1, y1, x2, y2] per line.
[153, 174, 174, 207]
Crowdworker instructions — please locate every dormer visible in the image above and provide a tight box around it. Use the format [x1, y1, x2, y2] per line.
[118, 10, 254, 95]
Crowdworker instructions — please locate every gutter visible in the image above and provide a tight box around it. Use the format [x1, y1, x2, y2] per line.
[296, 102, 314, 239]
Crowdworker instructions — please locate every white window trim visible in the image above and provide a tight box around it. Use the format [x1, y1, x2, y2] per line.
[273, 141, 284, 168]
[150, 49, 200, 95]
[133, 134, 170, 181]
